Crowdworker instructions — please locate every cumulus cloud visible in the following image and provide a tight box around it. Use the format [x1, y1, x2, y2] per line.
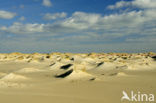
[107, 1, 131, 10]
[1, 9, 155, 38]
[61, 12, 101, 30]
[107, 0, 156, 9]
[0, 0, 156, 52]
[0, 22, 45, 34]
[42, 0, 52, 7]
[0, 10, 156, 37]
[43, 12, 67, 20]
[0, 10, 16, 19]
[133, 0, 156, 9]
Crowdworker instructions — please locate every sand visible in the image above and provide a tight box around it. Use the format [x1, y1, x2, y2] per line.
[0, 52, 156, 103]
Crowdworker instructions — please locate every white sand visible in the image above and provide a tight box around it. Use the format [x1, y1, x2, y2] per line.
[0, 53, 156, 103]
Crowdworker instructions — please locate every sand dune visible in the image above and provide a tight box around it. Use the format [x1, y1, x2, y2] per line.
[17, 68, 45, 73]
[65, 69, 95, 80]
[55, 69, 95, 81]
[0, 52, 156, 103]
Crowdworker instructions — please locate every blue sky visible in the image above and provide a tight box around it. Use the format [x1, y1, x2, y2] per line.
[0, 0, 156, 53]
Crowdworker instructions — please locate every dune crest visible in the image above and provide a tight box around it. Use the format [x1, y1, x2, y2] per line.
[17, 68, 45, 73]
[1, 73, 29, 81]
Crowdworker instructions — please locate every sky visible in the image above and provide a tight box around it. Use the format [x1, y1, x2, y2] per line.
[0, 0, 156, 53]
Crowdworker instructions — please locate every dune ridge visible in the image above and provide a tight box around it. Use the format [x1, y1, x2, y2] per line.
[0, 52, 155, 85]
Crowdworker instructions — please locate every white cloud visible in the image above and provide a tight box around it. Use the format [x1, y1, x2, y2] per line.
[42, 0, 52, 7]
[1, 0, 156, 52]
[19, 16, 25, 21]
[0, 9, 156, 38]
[0, 10, 16, 19]
[43, 12, 67, 20]
[1, 0, 156, 48]
[0, 22, 45, 34]
[107, 1, 131, 10]
[61, 12, 101, 30]
[107, 0, 156, 9]
[132, 0, 156, 9]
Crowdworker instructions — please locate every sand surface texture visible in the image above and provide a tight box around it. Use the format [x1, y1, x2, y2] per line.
[0, 52, 156, 103]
